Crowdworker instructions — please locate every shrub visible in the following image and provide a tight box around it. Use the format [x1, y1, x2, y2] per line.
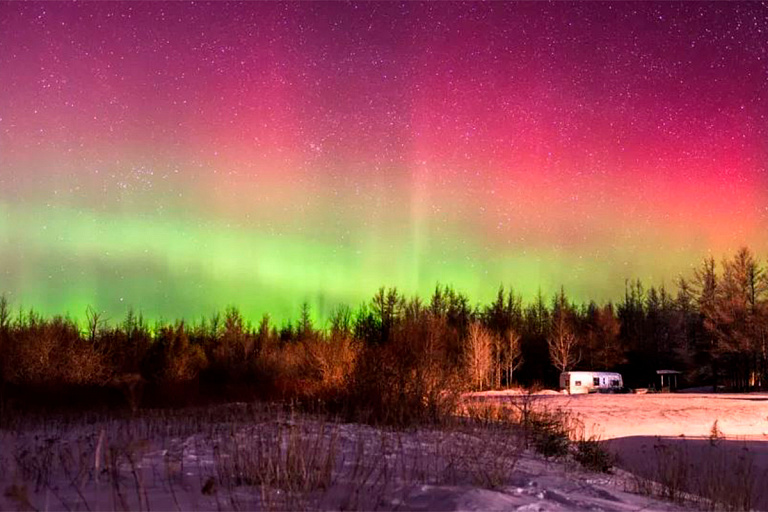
[301, 334, 359, 390]
[572, 437, 613, 473]
[2, 315, 108, 387]
[528, 412, 570, 459]
[708, 419, 723, 446]
[506, 390, 571, 459]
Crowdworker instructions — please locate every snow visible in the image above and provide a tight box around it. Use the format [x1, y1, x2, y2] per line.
[0, 403, 688, 511]
[469, 389, 768, 509]
[467, 390, 768, 439]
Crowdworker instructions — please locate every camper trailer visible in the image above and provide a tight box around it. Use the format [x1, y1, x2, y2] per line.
[559, 371, 623, 394]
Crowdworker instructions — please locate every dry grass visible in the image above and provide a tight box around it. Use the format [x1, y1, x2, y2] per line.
[462, 393, 613, 473]
[467, 394, 766, 509]
[0, 403, 532, 511]
[10, 394, 759, 511]
[214, 417, 339, 510]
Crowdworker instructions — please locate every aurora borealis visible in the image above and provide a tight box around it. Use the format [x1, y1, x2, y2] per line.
[1, 2, 767, 322]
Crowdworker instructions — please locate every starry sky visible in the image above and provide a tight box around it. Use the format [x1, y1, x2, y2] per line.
[1, 2, 767, 322]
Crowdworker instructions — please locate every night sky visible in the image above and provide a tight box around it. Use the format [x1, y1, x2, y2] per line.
[1, 2, 767, 321]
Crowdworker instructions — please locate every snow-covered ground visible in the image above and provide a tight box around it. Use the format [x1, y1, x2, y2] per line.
[0, 404, 687, 511]
[469, 390, 768, 510]
[467, 390, 768, 440]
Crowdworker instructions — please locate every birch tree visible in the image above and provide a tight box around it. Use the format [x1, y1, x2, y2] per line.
[548, 289, 580, 373]
[466, 322, 492, 390]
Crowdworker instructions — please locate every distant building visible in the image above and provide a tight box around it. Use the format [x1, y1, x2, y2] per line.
[656, 370, 681, 392]
[559, 371, 624, 394]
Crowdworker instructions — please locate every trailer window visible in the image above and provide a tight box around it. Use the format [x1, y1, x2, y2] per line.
[575, 381, 582, 386]
[611, 380, 620, 386]
[593, 377, 600, 385]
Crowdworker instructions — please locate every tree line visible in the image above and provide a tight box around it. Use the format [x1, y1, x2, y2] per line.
[0, 247, 766, 415]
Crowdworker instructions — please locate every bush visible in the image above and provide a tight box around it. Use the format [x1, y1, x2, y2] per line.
[528, 413, 571, 459]
[572, 437, 613, 473]
[2, 314, 108, 387]
[300, 334, 359, 391]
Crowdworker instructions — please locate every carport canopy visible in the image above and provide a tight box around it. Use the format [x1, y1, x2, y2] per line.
[656, 369, 681, 389]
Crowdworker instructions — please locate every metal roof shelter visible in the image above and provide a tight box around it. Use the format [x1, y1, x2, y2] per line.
[656, 370, 681, 391]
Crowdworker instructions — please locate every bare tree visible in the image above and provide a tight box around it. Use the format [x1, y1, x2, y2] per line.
[0, 295, 9, 333]
[466, 322, 492, 390]
[0, 295, 8, 387]
[85, 306, 104, 344]
[505, 329, 523, 386]
[548, 290, 580, 373]
[492, 331, 502, 389]
[548, 325, 579, 374]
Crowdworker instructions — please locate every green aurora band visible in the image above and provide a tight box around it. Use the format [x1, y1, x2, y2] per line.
[2, 2, 767, 323]
[1, 200, 704, 323]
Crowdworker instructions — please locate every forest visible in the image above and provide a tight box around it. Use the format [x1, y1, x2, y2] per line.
[0, 247, 766, 419]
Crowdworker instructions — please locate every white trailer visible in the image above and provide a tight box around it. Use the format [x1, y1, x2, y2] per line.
[559, 371, 623, 394]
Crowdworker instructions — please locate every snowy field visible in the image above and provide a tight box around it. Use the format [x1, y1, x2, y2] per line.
[468, 390, 768, 440]
[0, 403, 686, 511]
[470, 390, 768, 509]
